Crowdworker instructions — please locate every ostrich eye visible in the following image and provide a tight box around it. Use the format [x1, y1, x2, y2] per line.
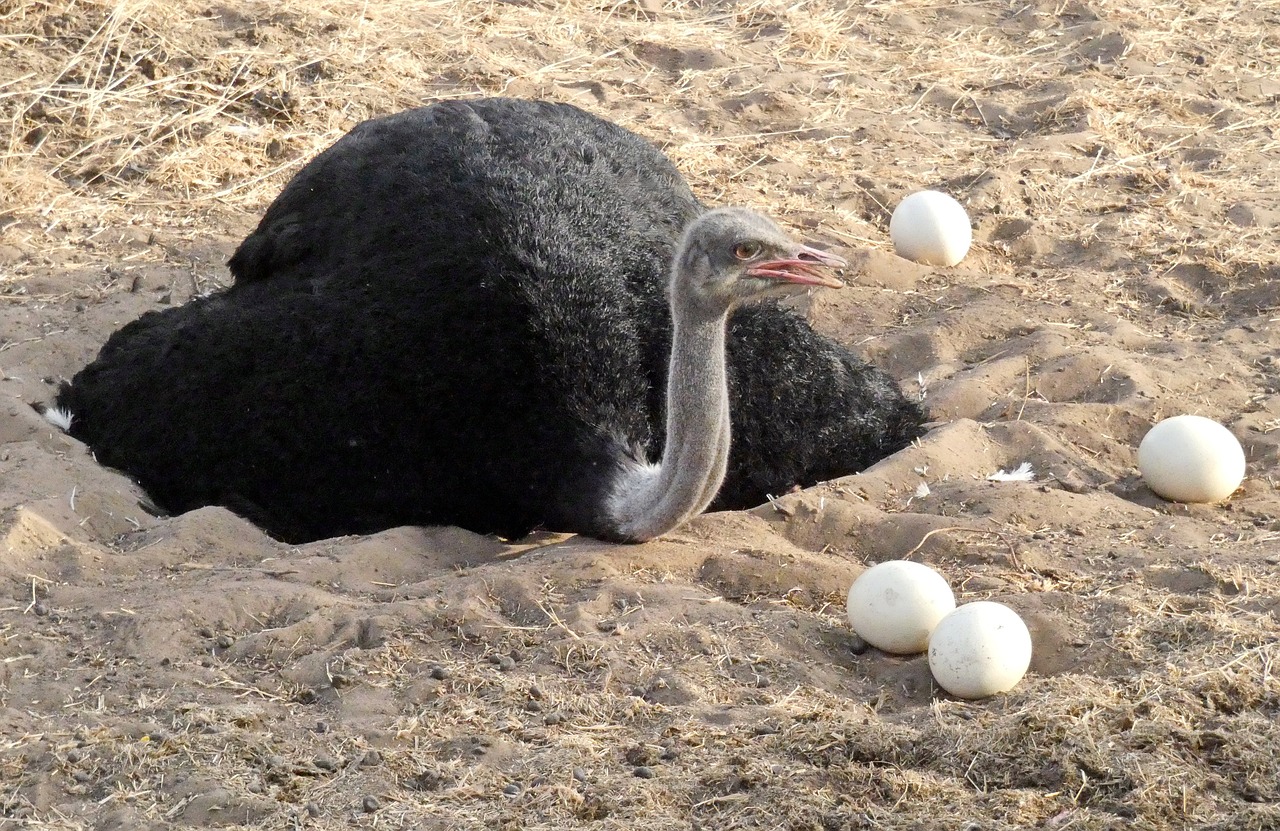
[733, 241, 762, 261]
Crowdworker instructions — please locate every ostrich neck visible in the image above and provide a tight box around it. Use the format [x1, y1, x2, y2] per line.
[607, 303, 731, 542]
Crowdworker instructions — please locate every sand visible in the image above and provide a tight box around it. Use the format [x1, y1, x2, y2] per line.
[2, 1, 1278, 828]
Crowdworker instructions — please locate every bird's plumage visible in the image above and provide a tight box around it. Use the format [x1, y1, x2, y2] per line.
[228, 99, 926, 510]
[58, 98, 925, 543]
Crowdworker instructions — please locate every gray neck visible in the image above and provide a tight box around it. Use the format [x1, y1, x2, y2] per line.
[606, 303, 732, 542]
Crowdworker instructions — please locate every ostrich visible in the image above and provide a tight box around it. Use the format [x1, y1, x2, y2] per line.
[226, 98, 926, 513]
[52, 208, 847, 544]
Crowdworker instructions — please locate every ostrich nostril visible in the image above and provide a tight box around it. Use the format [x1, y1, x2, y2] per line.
[796, 246, 847, 269]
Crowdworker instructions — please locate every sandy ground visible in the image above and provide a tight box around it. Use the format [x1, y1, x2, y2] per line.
[2, 1, 1279, 829]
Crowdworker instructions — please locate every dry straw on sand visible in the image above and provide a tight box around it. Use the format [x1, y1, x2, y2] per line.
[2, 1, 1279, 829]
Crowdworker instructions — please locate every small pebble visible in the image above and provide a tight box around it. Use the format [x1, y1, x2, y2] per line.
[361, 795, 380, 813]
[544, 712, 564, 726]
[848, 634, 870, 655]
[410, 768, 446, 791]
[496, 656, 516, 672]
[32, 600, 49, 616]
[502, 783, 522, 796]
[314, 756, 338, 772]
[528, 685, 544, 700]
[196, 626, 214, 638]
[633, 766, 656, 779]
[305, 802, 321, 818]
[215, 634, 234, 649]
[572, 767, 589, 783]
[361, 750, 382, 768]
[314, 720, 329, 734]
[429, 665, 449, 681]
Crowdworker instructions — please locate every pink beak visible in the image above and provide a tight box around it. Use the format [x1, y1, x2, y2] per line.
[746, 245, 846, 289]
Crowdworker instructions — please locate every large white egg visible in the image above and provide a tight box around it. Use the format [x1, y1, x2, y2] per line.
[846, 560, 955, 654]
[1137, 415, 1245, 503]
[928, 601, 1032, 699]
[889, 190, 972, 267]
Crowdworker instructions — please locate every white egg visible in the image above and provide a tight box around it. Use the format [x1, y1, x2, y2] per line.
[928, 601, 1032, 699]
[846, 560, 955, 654]
[1137, 415, 1246, 503]
[889, 190, 972, 267]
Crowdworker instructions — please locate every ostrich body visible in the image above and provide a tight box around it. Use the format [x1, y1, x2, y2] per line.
[227, 98, 926, 513]
[55, 208, 844, 543]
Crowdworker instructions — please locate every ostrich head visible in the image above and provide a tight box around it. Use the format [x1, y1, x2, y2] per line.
[671, 207, 846, 316]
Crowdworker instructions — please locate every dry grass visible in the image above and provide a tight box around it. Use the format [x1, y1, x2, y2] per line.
[3, 0, 1275, 291]
[7, 558, 1280, 829]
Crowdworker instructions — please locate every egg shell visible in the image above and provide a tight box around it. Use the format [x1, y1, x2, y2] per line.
[889, 190, 972, 267]
[1137, 414, 1245, 503]
[928, 601, 1032, 699]
[846, 560, 955, 654]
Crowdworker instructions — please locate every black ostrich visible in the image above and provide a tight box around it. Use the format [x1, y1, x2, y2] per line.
[226, 98, 926, 514]
[53, 208, 848, 543]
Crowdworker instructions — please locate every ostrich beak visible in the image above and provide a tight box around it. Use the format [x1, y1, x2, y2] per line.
[747, 245, 847, 289]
